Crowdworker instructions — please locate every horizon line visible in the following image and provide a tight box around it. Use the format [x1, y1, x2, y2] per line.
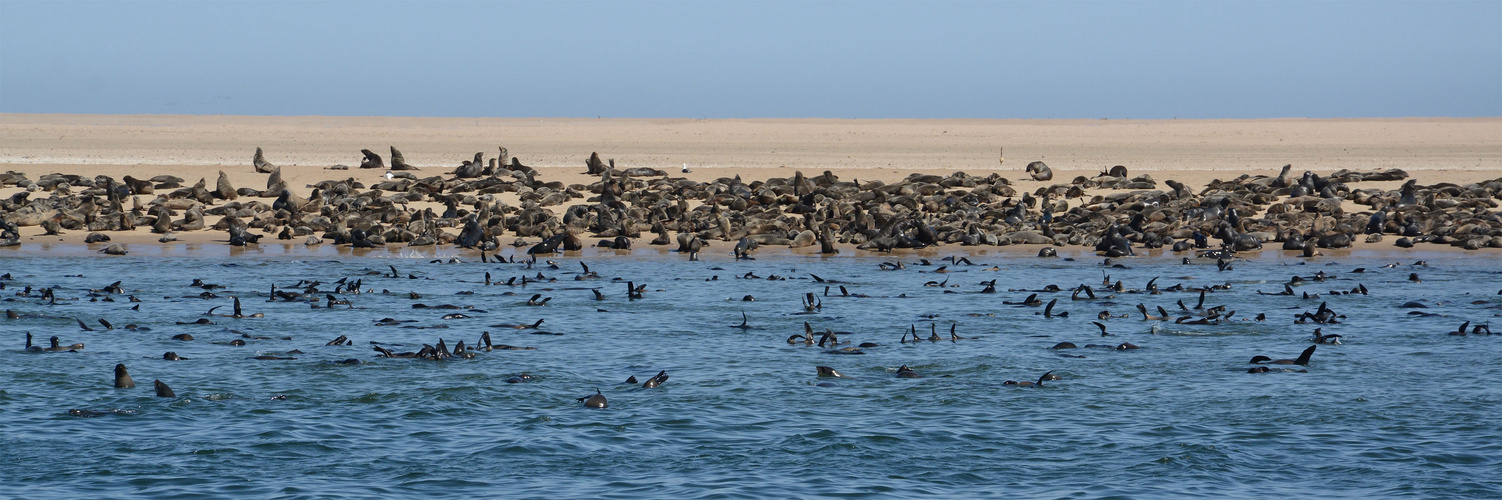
[4, 112, 1499, 122]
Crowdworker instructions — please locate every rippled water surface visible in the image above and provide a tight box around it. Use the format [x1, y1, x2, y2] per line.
[2, 247, 1500, 498]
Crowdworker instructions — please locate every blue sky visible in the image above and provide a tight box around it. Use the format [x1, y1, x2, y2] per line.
[1, 1, 1497, 118]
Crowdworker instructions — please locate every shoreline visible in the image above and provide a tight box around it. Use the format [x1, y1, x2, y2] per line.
[4, 239, 1495, 260]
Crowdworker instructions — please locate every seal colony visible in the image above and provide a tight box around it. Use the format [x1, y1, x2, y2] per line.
[0, 146, 1499, 255]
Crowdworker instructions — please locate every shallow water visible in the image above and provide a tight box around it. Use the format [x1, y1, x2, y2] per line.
[2, 247, 1500, 498]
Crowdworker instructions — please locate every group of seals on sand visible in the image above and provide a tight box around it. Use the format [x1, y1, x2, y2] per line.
[1, 147, 1499, 256]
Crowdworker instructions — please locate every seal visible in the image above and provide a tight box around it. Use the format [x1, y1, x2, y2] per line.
[1025, 161, 1053, 181]
[579, 389, 607, 408]
[895, 365, 921, 378]
[733, 237, 758, 260]
[114, 363, 136, 388]
[1311, 328, 1343, 345]
[44, 336, 85, 352]
[1004, 370, 1056, 387]
[642, 370, 669, 388]
[816, 366, 848, 378]
[154, 380, 176, 397]
[1250, 345, 1316, 366]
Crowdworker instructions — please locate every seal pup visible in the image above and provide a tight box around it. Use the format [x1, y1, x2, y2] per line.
[579, 389, 607, 408]
[1250, 345, 1316, 366]
[114, 364, 136, 388]
[154, 380, 176, 397]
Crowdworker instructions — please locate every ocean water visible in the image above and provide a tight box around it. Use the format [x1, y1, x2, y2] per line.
[1, 246, 1499, 499]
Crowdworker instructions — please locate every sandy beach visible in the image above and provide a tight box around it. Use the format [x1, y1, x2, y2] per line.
[1, 114, 1499, 252]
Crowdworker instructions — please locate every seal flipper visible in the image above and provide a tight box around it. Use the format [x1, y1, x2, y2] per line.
[642, 370, 668, 388]
[1036, 370, 1055, 387]
[1294, 345, 1317, 366]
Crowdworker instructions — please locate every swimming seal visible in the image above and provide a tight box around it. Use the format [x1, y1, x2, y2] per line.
[895, 365, 921, 378]
[1003, 370, 1055, 387]
[154, 380, 175, 397]
[1311, 328, 1342, 345]
[642, 370, 669, 388]
[816, 366, 848, 378]
[1250, 345, 1316, 366]
[579, 389, 607, 408]
[114, 364, 136, 388]
[42, 335, 85, 352]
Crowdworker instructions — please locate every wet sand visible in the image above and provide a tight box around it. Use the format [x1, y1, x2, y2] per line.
[1, 113, 1498, 253]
